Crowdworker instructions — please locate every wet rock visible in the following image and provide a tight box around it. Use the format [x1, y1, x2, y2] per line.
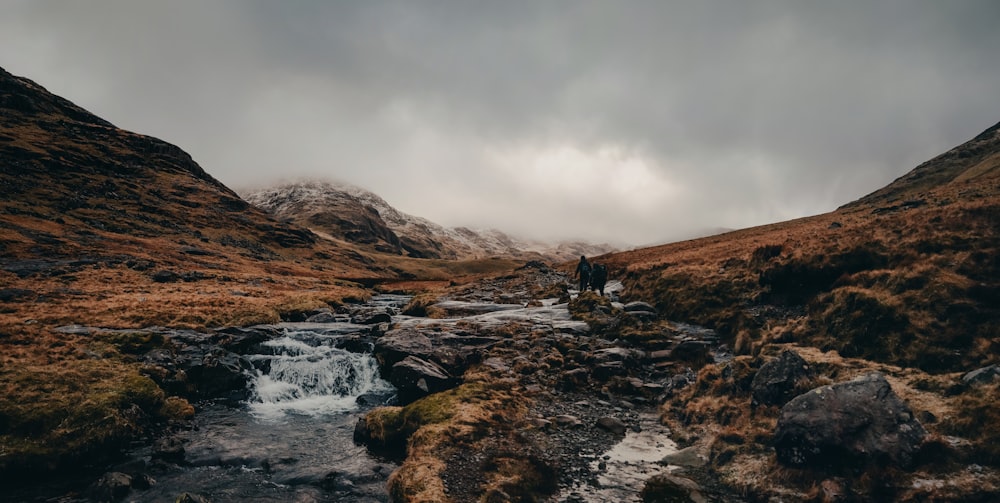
[640, 473, 708, 503]
[374, 328, 434, 370]
[89, 472, 132, 502]
[431, 300, 525, 317]
[751, 349, 813, 407]
[623, 301, 656, 313]
[152, 436, 185, 463]
[596, 416, 627, 435]
[774, 372, 927, 470]
[215, 326, 278, 353]
[183, 350, 253, 400]
[305, 311, 338, 323]
[352, 311, 392, 325]
[336, 334, 376, 354]
[553, 415, 584, 428]
[390, 356, 456, 404]
[374, 328, 498, 380]
[356, 391, 396, 407]
[659, 444, 708, 468]
[961, 364, 1000, 386]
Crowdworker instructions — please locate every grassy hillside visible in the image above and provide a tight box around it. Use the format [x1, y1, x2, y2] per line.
[577, 121, 1000, 500]
[597, 121, 999, 373]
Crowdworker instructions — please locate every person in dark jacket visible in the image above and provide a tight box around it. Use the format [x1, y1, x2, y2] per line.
[574, 255, 591, 292]
[590, 263, 608, 296]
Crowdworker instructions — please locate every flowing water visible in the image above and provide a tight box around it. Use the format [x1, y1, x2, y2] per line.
[35, 287, 699, 502]
[125, 296, 409, 502]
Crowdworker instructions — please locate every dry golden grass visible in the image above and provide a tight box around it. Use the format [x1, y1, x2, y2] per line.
[363, 379, 552, 503]
[589, 176, 998, 374]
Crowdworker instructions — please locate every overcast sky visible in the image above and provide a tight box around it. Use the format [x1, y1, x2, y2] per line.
[2, 1, 999, 246]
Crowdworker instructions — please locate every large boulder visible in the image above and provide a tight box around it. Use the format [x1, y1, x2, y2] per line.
[179, 349, 253, 401]
[774, 372, 926, 470]
[751, 349, 813, 407]
[374, 328, 435, 373]
[390, 356, 456, 404]
[962, 364, 1000, 386]
[641, 473, 708, 503]
[373, 328, 499, 379]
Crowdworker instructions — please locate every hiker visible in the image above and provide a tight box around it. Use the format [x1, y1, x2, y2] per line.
[574, 255, 591, 292]
[590, 263, 608, 296]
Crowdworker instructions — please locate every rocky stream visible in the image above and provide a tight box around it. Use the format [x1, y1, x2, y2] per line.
[22, 267, 733, 502]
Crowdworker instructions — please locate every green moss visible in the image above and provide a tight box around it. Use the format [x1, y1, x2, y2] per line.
[362, 383, 491, 450]
[0, 359, 168, 480]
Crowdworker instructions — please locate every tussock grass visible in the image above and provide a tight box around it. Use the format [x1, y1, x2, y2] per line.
[362, 380, 552, 502]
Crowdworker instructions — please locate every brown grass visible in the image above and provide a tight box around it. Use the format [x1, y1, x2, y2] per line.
[592, 178, 998, 374]
[363, 378, 554, 502]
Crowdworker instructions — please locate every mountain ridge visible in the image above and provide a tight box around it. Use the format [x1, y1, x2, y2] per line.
[244, 180, 619, 262]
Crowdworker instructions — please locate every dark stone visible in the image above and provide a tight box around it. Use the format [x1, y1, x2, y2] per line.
[641, 473, 705, 503]
[751, 349, 813, 407]
[774, 372, 927, 470]
[596, 416, 627, 435]
[89, 472, 132, 502]
[336, 334, 376, 354]
[623, 301, 656, 313]
[151, 270, 180, 283]
[356, 391, 396, 407]
[152, 436, 185, 463]
[305, 311, 338, 323]
[961, 364, 1000, 386]
[374, 328, 434, 373]
[374, 328, 498, 379]
[389, 356, 456, 404]
[352, 311, 392, 325]
[183, 351, 253, 400]
[671, 340, 712, 365]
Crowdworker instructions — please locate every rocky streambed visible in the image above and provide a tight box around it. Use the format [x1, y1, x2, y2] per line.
[27, 265, 735, 502]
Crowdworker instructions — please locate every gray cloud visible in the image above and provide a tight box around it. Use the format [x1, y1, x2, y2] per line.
[2, 0, 999, 245]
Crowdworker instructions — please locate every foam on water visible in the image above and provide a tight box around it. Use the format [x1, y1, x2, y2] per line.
[247, 334, 394, 421]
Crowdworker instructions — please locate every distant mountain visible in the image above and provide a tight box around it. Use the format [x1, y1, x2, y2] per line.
[244, 181, 618, 262]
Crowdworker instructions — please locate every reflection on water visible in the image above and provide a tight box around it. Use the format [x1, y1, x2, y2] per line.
[133, 320, 402, 502]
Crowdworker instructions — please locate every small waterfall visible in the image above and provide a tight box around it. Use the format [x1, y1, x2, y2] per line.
[248, 332, 395, 420]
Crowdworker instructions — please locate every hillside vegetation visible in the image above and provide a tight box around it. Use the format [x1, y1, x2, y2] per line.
[583, 121, 1000, 500]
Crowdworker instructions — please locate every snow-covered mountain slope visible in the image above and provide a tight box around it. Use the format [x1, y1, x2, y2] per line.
[243, 181, 618, 262]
